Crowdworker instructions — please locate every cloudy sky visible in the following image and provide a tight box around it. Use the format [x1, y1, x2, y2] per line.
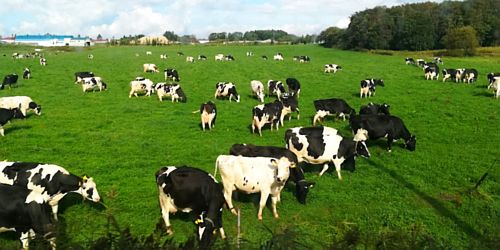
[0, 0, 444, 39]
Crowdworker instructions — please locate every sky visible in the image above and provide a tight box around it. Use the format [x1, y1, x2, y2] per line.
[0, 0, 444, 39]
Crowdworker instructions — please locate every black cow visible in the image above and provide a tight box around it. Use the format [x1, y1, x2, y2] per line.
[156, 166, 226, 249]
[1, 74, 18, 90]
[349, 114, 416, 152]
[177, 52, 184, 56]
[74, 71, 94, 84]
[0, 184, 56, 250]
[359, 103, 390, 115]
[424, 64, 439, 80]
[23, 68, 31, 79]
[442, 69, 457, 82]
[229, 143, 315, 204]
[281, 93, 300, 121]
[0, 108, 23, 136]
[200, 101, 217, 131]
[313, 98, 355, 126]
[267, 80, 286, 100]
[360, 79, 384, 98]
[252, 101, 283, 136]
[164, 68, 180, 82]
[262, 55, 268, 60]
[286, 78, 301, 97]
[405, 57, 415, 65]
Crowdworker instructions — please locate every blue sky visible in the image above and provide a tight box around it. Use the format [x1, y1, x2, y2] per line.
[0, 0, 444, 39]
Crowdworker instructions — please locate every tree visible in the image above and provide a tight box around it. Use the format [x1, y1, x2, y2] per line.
[442, 26, 479, 56]
[97, 34, 102, 40]
[163, 31, 178, 42]
[318, 27, 345, 48]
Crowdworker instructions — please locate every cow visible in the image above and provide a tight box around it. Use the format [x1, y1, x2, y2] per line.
[250, 80, 265, 102]
[164, 68, 180, 82]
[156, 166, 226, 249]
[359, 103, 390, 115]
[324, 64, 342, 74]
[0, 96, 42, 117]
[262, 55, 268, 60]
[251, 101, 283, 136]
[246, 52, 254, 57]
[0, 184, 56, 250]
[198, 55, 207, 60]
[214, 82, 240, 102]
[463, 68, 478, 84]
[442, 69, 457, 82]
[23, 68, 31, 79]
[88, 54, 94, 59]
[39, 57, 47, 66]
[349, 114, 416, 152]
[215, 54, 224, 61]
[280, 93, 300, 121]
[177, 52, 184, 56]
[434, 57, 443, 64]
[200, 101, 217, 131]
[82, 77, 107, 92]
[160, 54, 168, 59]
[416, 59, 425, 68]
[285, 126, 370, 180]
[0, 108, 23, 136]
[186, 56, 195, 63]
[298, 56, 310, 63]
[1, 74, 18, 89]
[360, 79, 384, 98]
[143, 63, 159, 73]
[405, 57, 415, 65]
[286, 78, 301, 97]
[488, 76, 500, 98]
[0, 161, 101, 220]
[146, 51, 152, 55]
[424, 64, 439, 80]
[313, 98, 355, 126]
[129, 77, 155, 98]
[225, 55, 235, 61]
[267, 80, 286, 101]
[228, 144, 314, 204]
[273, 54, 284, 61]
[215, 155, 295, 220]
[74, 71, 95, 84]
[487, 73, 500, 89]
[156, 83, 186, 103]
[455, 68, 466, 82]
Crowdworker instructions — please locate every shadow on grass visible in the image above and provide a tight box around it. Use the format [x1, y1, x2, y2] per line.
[366, 158, 484, 241]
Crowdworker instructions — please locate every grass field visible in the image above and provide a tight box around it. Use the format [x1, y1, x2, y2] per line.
[0, 44, 498, 249]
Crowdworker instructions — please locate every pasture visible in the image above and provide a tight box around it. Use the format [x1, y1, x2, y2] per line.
[0, 44, 498, 249]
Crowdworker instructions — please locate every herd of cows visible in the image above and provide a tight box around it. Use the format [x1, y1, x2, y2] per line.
[0, 48, 498, 249]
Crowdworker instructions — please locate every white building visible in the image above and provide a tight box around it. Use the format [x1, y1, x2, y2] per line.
[5, 35, 92, 47]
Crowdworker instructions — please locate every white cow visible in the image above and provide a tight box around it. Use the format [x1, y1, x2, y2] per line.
[186, 56, 195, 63]
[250, 80, 265, 102]
[82, 77, 107, 92]
[215, 54, 224, 61]
[129, 77, 155, 98]
[0, 96, 42, 117]
[143, 63, 159, 73]
[324, 64, 342, 73]
[214, 155, 295, 220]
[273, 54, 284, 61]
[146, 51, 152, 55]
[490, 77, 500, 99]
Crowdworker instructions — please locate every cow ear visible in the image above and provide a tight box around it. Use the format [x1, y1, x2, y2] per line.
[289, 162, 297, 168]
[270, 159, 278, 167]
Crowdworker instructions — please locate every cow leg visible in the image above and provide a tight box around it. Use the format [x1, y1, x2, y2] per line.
[271, 194, 279, 219]
[51, 205, 59, 220]
[202, 120, 206, 131]
[332, 159, 343, 180]
[387, 135, 394, 152]
[319, 163, 330, 176]
[222, 186, 237, 215]
[20, 231, 32, 250]
[158, 191, 173, 234]
[0, 126, 4, 136]
[258, 190, 271, 220]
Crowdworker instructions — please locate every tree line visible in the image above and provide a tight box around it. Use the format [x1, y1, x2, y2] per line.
[318, 0, 499, 53]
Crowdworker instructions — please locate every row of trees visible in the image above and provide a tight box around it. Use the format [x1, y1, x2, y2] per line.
[207, 30, 317, 44]
[318, 0, 499, 54]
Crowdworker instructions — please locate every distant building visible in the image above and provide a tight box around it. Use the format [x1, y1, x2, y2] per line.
[136, 35, 169, 45]
[2, 34, 93, 47]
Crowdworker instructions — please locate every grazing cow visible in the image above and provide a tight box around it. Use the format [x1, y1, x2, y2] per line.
[250, 80, 265, 102]
[225, 55, 235, 61]
[88, 54, 94, 59]
[359, 103, 390, 115]
[0, 108, 22, 136]
[215, 54, 224, 61]
[143, 63, 159, 73]
[156, 83, 186, 103]
[74, 71, 95, 84]
[285, 126, 370, 179]
[349, 114, 416, 152]
[442, 69, 457, 82]
[0, 184, 56, 250]
[262, 55, 268, 60]
[39, 57, 47, 66]
[164, 68, 180, 82]
[360, 79, 384, 98]
[463, 68, 478, 83]
[200, 101, 217, 131]
[454, 68, 465, 82]
[424, 64, 439, 80]
[177, 52, 184, 56]
[23, 68, 31, 79]
[229, 144, 314, 204]
[286, 78, 301, 97]
[313, 98, 355, 126]
[146, 51, 152, 55]
[280, 93, 300, 121]
[416, 59, 425, 68]
[82, 77, 107, 92]
[405, 57, 415, 65]
[160, 54, 168, 59]
[267, 80, 286, 100]
[487, 73, 500, 89]
[215, 82, 240, 102]
[129, 77, 155, 97]
[215, 155, 295, 220]
[251, 101, 283, 136]
[1, 74, 18, 89]
[298, 56, 310, 63]
[186, 56, 195, 63]
[246, 52, 254, 57]
[198, 55, 207, 60]
[0, 96, 42, 117]
[0, 161, 101, 220]
[273, 54, 284, 61]
[324, 64, 342, 74]
[434, 57, 443, 64]
[156, 166, 226, 248]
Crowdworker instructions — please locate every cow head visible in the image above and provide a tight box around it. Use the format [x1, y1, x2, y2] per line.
[195, 212, 220, 249]
[271, 157, 292, 183]
[29, 102, 42, 115]
[80, 175, 100, 202]
[380, 103, 390, 115]
[355, 141, 370, 158]
[295, 179, 315, 204]
[405, 136, 417, 151]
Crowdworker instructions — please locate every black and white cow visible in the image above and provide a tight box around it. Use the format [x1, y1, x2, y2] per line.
[200, 101, 217, 131]
[442, 69, 457, 82]
[225, 55, 235, 61]
[267, 80, 286, 100]
[156, 83, 186, 102]
[252, 101, 283, 136]
[229, 143, 314, 204]
[286, 78, 301, 97]
[262, 55, 268, 60]
[215, 155, 295, 220]
[416, 59, 426, 68]
[324, 64, 342, 74]
[0, 184, 56, 250]
[489, 76, 500, 98]
[0, 162, 101, 220]
[156, 166, 226, 249]
[143, 63, 159, 73]
[434, 57, 443, 64]
[82, 77, 107, 92]
[313, 98, 355, 126]
[285, 126, 370, 180]
[405, 57, 415, 65]
[39, 57, 47, 66]
[349, 114, 416, 152]
[0, 108, 23, 136]
[1, 74, 18, 90]
[250, 80, 265, 102]
[198, 55, 207, 60]
[23, 68, 31, 79]
[298, 56, 310, 63]
[280, 93, 300, 121]
[164, 68, 180, 82]
[424, 64, 439, 80]
[129, 77, 155, 97]
[487, 73, 500, 89]
[74, 71, 95, 84]
[463, 68, 478, 84]
[215, 82, 240, 102]
[360, 79, 384, 98]
[0, 96, 42, 117]
[359, 103, 390, 115]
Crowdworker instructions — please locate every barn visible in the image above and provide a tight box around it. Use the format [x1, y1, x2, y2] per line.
[10, 34, 92, 47]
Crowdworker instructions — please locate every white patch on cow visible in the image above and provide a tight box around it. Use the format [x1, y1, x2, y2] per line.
[25, 189, 50, 204]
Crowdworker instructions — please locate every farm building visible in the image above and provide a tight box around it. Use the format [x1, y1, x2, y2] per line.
[135, 35, 169, 45]
[3, 34, 93, 47]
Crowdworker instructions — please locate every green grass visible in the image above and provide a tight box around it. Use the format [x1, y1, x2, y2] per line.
[0, 44, 498, 249]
